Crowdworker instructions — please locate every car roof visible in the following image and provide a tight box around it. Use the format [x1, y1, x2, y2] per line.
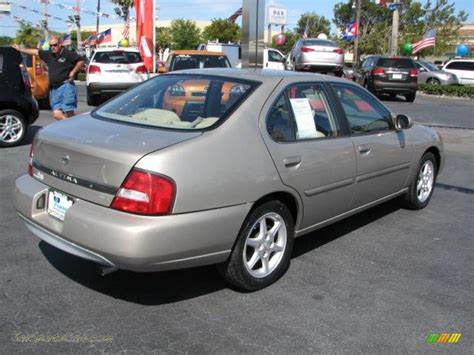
[94, 47, 140, 53]
[172, 50, 227, 56]
[162, 68, 349, 83]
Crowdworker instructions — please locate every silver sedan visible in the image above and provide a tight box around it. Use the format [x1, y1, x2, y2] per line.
[15, 69, 444, 291]
[416, 60, 459, 85]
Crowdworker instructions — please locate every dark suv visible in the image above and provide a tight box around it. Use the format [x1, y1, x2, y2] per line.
[356, 56, 418, 102]
[0, 47, 39, 147]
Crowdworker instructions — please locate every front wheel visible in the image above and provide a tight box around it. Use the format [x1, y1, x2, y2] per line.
[0, 109, 27, 147]
[400, 152, 437, 210]
[218, 200, 294, 291]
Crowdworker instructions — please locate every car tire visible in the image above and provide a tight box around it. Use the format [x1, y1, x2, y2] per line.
[217, 200, 294, 291]
[38, 95, 50, 110]
[400, 152, 437, 210]
[427, 78, 441, 85]
[405, 93, 416, 102]
[0, 109, 27, 147]
[86, 88, 98, 106]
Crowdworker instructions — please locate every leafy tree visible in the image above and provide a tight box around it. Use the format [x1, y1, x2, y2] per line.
[202, 19, 241, 43]
[155, 27, 172, 49]
[296, 12, 331, 38]
[170, 19, 201, 50]
[15, 23, 43, 47]
[0, 36, 14, 46]
[271, 31, 299, 54]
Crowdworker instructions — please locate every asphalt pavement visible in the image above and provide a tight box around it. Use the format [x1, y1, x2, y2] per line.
[0, 85, 472, 353]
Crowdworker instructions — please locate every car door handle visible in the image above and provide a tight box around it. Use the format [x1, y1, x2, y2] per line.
[283, 156, 302, 168]
[358, 145, 371, 155]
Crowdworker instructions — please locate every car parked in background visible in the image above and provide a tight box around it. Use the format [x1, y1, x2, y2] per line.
[416, 60, 459, 85]
[15, 69, 444, 290]
[356, 56, 418, 102]
[441, 59, 474, 85]
[21, 53, 50, 108]
[288, 38, 344, 76]
[158, 50, 232, 73]
[86, 48, 149, 106]
[0, 47, 39, 147]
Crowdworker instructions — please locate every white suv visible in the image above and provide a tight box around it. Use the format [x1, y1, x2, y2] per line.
[442, 59, 474, 85]
[86, 48, 149, 105]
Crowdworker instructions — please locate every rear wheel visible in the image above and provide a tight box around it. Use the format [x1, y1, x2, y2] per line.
[87, 88, 98, 106]
[405, 92, 416, 102]
[218, 200, 294, 291]
[401, 152, 437, 210]
[0, 110, 27, 147]
[427, 78, 441, 85]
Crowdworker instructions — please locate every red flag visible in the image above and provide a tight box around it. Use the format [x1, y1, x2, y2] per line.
[135, 0, 155, 72]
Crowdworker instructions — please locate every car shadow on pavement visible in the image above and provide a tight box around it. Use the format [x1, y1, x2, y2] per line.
[378, 95, 407, 102]
[39, 200, 401, 305]
[292, 201, 400, 259]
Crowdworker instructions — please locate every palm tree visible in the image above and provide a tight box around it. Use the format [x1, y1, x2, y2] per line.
[15, 23, 42, 47]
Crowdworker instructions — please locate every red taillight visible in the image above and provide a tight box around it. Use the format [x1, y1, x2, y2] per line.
[28, 144, 34, 176]
[372, 67, 385, 76]
[301, 47, 315, 53]
[333, 49, 344, 55]
[111, 169, 175, 215]
[88, 65, 101, 74]
[35, 63, 43, 76]
[409, 69, 419, 77]
[135, 65, 148, 74]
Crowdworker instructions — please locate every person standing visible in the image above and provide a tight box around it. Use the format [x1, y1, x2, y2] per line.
[12, 36, 84, 120]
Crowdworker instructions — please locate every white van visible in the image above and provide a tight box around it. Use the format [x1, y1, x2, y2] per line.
[442, 59, 474, 85]
[198, 42, 285, 70]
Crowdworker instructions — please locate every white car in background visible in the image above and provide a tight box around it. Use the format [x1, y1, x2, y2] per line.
[86, 48, 149, 105]
[441, 59, 474, 85]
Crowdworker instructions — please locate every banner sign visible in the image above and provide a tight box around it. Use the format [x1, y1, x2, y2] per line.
[135, 0, 155, 72]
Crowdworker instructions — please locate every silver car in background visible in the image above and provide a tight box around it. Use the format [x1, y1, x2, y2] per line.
[416, 60, 459, 85]
[15, 69, 444, 291]
[289, 38, 344, 76]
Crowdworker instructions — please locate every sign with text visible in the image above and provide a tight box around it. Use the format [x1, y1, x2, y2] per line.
[267, 6, 287, 25]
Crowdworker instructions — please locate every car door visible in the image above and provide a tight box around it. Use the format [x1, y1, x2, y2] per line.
[444, 61, 474, 85]
[265, 49, 285, 70]
[357, 57, 374, 85]
[416, 62, 429, 83]
[330, 83, 413, 208]
[261, 81, 356, 230]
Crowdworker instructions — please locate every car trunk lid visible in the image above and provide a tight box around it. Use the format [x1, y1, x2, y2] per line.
[31, 113, 201, 206]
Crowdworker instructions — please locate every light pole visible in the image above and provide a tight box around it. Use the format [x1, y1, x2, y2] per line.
[96, 0, 101, 36]
[389, 0, 400, 55]
[353, 0, 361, 66]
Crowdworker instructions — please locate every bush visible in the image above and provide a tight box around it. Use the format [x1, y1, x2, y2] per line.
[418, 84, 474, 98]
[77, 73, 86, 81]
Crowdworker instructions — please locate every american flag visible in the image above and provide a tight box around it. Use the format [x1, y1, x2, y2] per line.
[228, 7, 242, 23]
[302, 21, 309, 39]
[412, 28, 437, 54]
[122, 15, 130, 40]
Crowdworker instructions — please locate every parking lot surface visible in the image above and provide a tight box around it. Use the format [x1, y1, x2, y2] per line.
[0, 86, 472, 353]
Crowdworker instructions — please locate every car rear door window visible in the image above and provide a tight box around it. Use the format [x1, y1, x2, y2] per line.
[445, 61, 474, 70]
[267, 83, 339, 142]
[331, 84, 393, 134]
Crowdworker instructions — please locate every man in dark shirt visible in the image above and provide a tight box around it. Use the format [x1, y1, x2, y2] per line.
[13, 36, 84, 120]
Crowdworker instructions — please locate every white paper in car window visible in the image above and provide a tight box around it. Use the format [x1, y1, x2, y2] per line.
[289, 98, 317, 139]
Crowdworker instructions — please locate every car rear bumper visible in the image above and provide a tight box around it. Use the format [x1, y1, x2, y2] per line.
[87, 82, 138, 95]
[14, 174, 251, 272]
[296, 62, 343, 72]
[371, 80, 417, 94]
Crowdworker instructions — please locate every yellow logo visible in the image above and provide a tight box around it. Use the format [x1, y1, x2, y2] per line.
[426, 333, 462, 344]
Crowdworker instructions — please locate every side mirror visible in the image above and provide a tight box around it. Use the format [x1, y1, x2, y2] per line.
[394, 114, 413, 131]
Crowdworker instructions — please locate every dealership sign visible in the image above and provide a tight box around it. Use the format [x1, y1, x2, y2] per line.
[0, 2, 11, 14]
[267, 6, 287, 25]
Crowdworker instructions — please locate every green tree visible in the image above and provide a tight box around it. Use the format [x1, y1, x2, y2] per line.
[0, 36, 14, 46]
[296, 12, 331, 38]
[155, 27, 172, 49]
[15, 23, 43, 47]
[170, 19, 201, 50]
[202, 19, 241, 43]
[271, 31, 299, 54]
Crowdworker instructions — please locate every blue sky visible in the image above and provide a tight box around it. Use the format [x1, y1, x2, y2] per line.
[1, 0, 473, 38]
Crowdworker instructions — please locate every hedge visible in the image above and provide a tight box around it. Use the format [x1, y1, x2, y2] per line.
[418, 84, 474, 99]
[77, 73, 86, 81]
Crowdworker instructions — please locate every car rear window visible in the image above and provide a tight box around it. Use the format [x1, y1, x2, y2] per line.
[93, 74, 259, 130]
[302, 39, 337, 47]
[170, 55, 231, 71]
[376, 58, 415, 68]
[93, 51, 142, 64]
